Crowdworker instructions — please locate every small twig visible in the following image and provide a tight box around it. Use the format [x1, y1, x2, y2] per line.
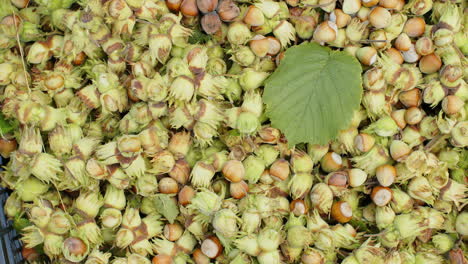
[457, 201, 467, 211]
[11, 9, 31, 94]
[363, 230, 387, 237]
[424, 134, 449, 152]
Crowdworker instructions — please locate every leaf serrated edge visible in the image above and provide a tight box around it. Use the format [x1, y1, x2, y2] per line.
[262, 43, 363, 146]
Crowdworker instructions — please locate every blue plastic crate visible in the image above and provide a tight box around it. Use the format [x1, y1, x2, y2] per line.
[0, 157, 24, 264]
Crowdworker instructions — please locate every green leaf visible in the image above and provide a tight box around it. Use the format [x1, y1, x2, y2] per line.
[126, 193, 142, 209]
[458, 149, 468, 169]
[153, 194, 179, 224]
[188, 29, 211, 44]
[13, 216, 32, 233]
[0, 113, 14, 136]
[263, 43, 363, 146]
